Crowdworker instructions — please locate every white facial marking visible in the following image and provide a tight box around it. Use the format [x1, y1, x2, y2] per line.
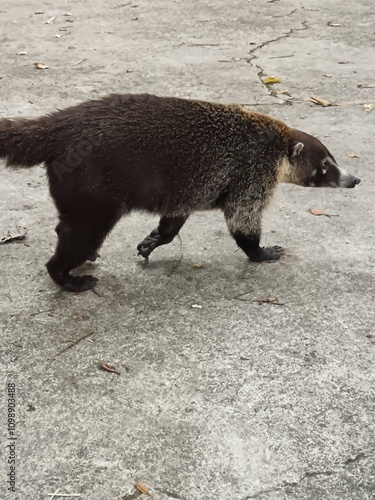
[337, 165, 352, 187]
[277, 157, 293, 183]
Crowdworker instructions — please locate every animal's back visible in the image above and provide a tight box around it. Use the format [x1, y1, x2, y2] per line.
[44, 94, 256, 213]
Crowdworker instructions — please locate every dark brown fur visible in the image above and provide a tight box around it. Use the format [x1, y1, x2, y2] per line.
[0, 94, 360, 291]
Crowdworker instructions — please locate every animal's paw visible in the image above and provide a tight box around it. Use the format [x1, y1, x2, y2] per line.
[250, 246, 285, 262]
[137, 233, 160, 258]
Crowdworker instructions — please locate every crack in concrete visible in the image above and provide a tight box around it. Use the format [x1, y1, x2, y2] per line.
[246, 19, 308, 101]
[155, 488, 188, 500]
[243, 452, 370, 499]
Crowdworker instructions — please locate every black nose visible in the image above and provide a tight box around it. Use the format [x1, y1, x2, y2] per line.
[352, 177, 361, 187]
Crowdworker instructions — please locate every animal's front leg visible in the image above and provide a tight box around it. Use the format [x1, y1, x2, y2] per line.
[137, 214, 189, 259]
[224, 203, 284, 262]
[232, 233, 284, 261]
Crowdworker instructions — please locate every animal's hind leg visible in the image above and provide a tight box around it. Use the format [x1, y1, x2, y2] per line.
[137, 215, 189, 259]
[47, 210, 119, 292]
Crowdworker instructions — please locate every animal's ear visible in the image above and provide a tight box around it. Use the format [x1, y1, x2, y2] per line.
[292, 142, 304, 158]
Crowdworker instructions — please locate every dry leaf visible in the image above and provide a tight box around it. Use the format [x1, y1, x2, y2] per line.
[134, 483, 150, 496]
[17, 51, 28, 56]
[309, 208, 337, 217]
[327, 21, 342, 27]
[43, 16, 56, 24]
[99, 361, 120, 375]
[34, 62, 49, 69]
[0, 231, 27, 244]
[310, 208, 325, 216]
[310, 95, 331, 107]
[192, 263, 204, 269]
[263, 75, 282, 85]
[267, 296, 278, 303]
[218, 57, 233, 63]
[72, 313, 87, 321]
[277, 89, 289, 94]
[64, 12, 73, 16]
[254, 296, 284, 305]
[346, 153, 359, 158]
[364, 103, 374, 113]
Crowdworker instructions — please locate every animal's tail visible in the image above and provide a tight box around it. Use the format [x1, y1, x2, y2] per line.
[0, 117, 51, 168]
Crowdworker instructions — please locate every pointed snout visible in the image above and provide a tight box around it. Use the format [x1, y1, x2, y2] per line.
[339, 169, 361, 188]
[347, 175, 361, 188]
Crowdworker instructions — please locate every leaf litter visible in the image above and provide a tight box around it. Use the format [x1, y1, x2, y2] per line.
[263, 75, 282, 85]
[364, 103, 374, 113]
[310, 95, 331, 107]
[134, 482, 150, 495]
[309, 208, 338, 217]
[0, 227, 27, 244]
[346, 153, 359, 158]
[34, 62, 49, 69]
[99, 361, 121, 375]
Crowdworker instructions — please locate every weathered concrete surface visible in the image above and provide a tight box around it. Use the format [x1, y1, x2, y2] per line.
[0, 1, 374, 499]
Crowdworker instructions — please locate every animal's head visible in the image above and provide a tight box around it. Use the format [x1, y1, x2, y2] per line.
[279, 128, 361, 188]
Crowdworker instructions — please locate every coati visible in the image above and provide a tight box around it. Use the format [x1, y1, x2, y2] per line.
[0, 93, 360, 292]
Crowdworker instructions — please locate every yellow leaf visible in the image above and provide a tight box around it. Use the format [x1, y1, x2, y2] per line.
[263, 75, 282, 85]
[34, 62, 49, 69]
[346, 153, 359, 158]
[192, 263, 204, 269]
[135, 483, 150, 495]
[364, 103, 374, 113]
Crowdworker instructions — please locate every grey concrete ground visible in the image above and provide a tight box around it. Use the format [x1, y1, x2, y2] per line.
[0, 0, 374, 499]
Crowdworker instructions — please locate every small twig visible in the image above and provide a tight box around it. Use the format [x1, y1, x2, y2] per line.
[91, 288, 101, 297]
[253, 299, 285, 306]
[269, 54, 294, 59]
[111, 1, 131, 8]
[233, 291, 252, 301]
[168, 234, 183, 275]
[51, 332, 94, 358]
[49, 488, 61, 500]
[75, 58, 86, 65]
[30, 308, 54, 316]
[187, 43, 219, 47]
[47, 495, 81, 498]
